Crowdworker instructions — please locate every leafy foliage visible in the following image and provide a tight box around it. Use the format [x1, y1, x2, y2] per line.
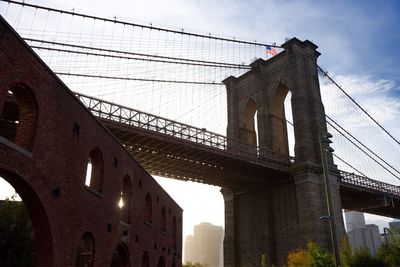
[340, 235, 353, 267]
[183, 261, 207, 267]
[286, 241, 335, 267]
[341, 234, 388, 267]
[0, 194, 35, 267]
[349, 248, 385, 267]
[307, 241, 335, 267]
[287, 248, 310, 267]
[261, 253, 268, 267]
[377, 228, 400, 267]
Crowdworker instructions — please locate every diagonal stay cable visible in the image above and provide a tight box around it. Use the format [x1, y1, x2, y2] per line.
[318, 65, 400, 146]
[326, 115, 400, 175]
[332, 153, 368, 177]
[326, 119, 400, 181]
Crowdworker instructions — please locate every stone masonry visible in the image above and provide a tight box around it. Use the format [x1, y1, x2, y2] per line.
[222, 38, 345, 267]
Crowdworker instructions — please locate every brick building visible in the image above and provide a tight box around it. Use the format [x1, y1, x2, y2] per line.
[0, 15, 182, 267]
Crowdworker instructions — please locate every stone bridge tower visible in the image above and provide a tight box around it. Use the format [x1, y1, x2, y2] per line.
[222, 38, 345, 267]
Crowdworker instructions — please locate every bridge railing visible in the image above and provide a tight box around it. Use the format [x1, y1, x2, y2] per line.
[339, 170, 400, 198]
[75, 93, 291, 167]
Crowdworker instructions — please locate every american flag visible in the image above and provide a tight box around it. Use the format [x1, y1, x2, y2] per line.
[266, 45, 277, 56]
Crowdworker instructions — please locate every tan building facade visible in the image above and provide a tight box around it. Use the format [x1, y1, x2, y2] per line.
[184, 222, 223, 267]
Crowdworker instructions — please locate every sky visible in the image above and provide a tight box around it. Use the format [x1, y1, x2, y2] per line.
[1, 0, 400, 244]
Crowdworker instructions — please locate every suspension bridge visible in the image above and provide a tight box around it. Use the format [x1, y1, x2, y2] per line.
[1, 1, 400, 266]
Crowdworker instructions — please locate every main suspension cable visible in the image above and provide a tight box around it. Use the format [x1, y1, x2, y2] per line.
[26, 38, 251, 69]
[2, 0, 279, 48]
[56, 72, 223, 85]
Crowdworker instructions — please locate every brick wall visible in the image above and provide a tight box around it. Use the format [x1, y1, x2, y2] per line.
[0, 16, 182, 267]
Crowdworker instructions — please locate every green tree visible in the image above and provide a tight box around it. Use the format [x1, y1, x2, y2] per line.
[307, 241, 335, 267]
[349, 248, 385, 267]
[0, 193, 35, 267]
[340, 235, 384, 267]
[261, 253, 267, 267]
[183, 261, 207, 267]
[340, 235, 353, 267]
[377, 227, 400, 267]
[287, 248, 310, 267]
[286, 241, 334, 267]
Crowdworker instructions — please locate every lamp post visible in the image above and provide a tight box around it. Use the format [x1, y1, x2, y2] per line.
[320, 132, 341, 267]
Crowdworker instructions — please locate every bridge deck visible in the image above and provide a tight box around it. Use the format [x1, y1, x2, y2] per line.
[76, 93, 400, 217]
[76, 93, 291, 187]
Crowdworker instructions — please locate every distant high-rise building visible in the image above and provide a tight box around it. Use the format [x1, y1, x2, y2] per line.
[184, 222, 223, 267]
[389, 220, 400, 230]
[345, 210, 381, 255]
[185, 235, 196, 264]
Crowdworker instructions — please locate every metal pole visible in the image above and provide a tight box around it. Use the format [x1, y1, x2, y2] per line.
[320, 136, 341, 266]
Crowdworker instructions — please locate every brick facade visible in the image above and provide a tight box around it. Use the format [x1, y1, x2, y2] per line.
[0, 16, 182, 267]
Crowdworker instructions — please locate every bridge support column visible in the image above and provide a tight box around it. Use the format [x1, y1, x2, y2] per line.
[222, 171, 345, 267]
[221, 188, 236, 267]
[292, 164, 345, 255]
[222, 187, 274, 267]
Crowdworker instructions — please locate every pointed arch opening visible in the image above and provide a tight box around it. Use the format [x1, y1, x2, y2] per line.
[0, 84, 38, 151]
[271, 83, 294, 156]
[240, 98, 259, 155]
[120, 175, 132, 224]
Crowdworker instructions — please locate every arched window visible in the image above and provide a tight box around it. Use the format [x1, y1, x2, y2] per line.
[84, 148, 103, 192]
[0, 85, 38, 151]
[172, 216, 177, 249]
[75, 232, 95, 267]
[120, 175, 132, 224]
[160, 207, 166, 233]
[157, 256, 166, 267]
[141, 251, 149, 267]
[144, 193, 152, 224]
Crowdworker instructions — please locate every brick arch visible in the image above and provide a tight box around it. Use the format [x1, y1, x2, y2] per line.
[0, 82, 38, 151]
[160, 206, 167, 232]
[110, 243, 130, 267]
[144, 193, 152, 224]
[0, 168, 53, 267]
[74, 232, 95, 267]
[121, 175, 133, 224]
[85, 147, 104, 192]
